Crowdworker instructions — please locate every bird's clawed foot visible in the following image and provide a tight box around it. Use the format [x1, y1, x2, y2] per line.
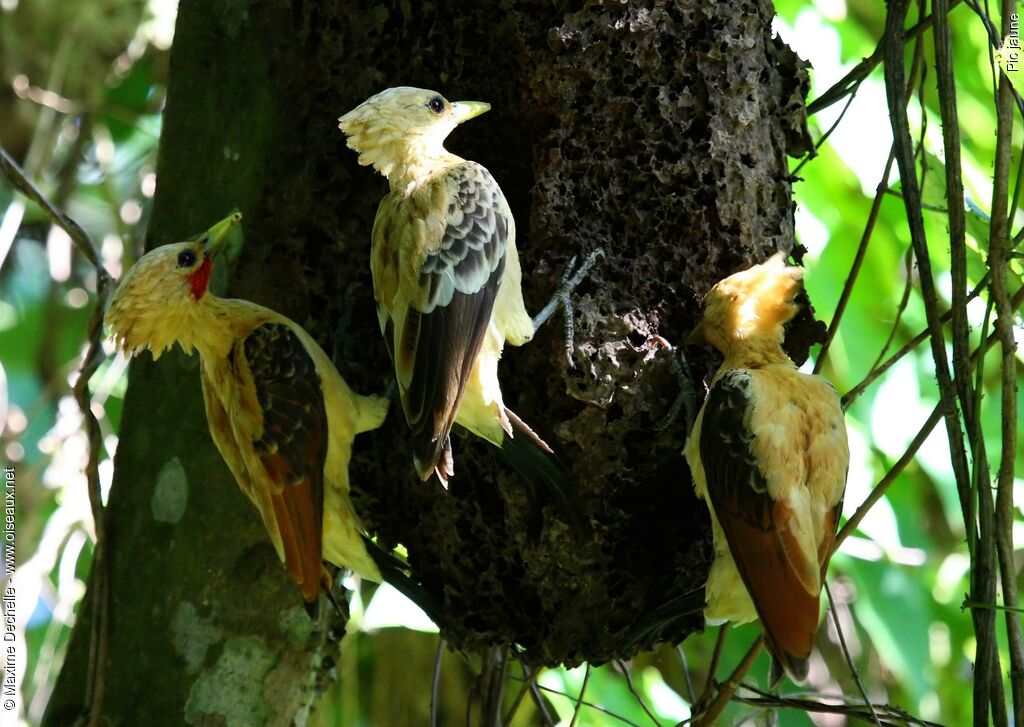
[531, 248, 605, 367]
[652, 335, 697, 435]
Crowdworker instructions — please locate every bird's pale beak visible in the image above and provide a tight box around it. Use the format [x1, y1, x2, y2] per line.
[686, 323, 706, 346]
[200, 211, 243, 260]
[450, 101, 490, 124]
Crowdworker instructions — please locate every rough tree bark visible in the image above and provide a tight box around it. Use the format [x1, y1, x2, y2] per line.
[45, 0, 815, 724]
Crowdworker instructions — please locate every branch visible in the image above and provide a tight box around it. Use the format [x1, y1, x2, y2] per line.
[524, 681, 643, 727]
[883, 0, 973, 518]
[934, 0, 984, 555]
[806, 1, 961, 116]
[987, 0, 1024, 718]
[696, 625, 728, 713]
[734, 685, 946, 727]
[867, 246, 916, 372]
[431, 638, 444, 727]
[569, 663, 592, 727]
[693, 635, 763, 727]
[841, 273, 1000, 408]
[837, 285, 1024, 551]
[962, 0, 1024, 116]
[834, 403, 942, 550]
[814, 21, 930, 376]
[675, 645, 696, 704]
[813, 146, 895, 375]
[479, 646, 508, 727]
[509, 646, 557, 727]
[615, 660, 662, 727]
[824, 581, 881, 725]
[0, 144, 111, 727]
[0, 147, 105, 271]
[792, 91, 860, 178]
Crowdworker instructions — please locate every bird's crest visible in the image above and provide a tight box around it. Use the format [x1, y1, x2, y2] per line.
[107, 242, 211, 358]
[694, 252, 804, 353]
[339, 86, 489, 191]
[106, 213, 242, 359]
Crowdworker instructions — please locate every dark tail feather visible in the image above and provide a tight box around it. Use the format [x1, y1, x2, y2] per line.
[322, 588, 348, 621]
[362, 536, 443, 625]
[314, 567, 348, 622]
[304, 597, 321, 621]
[768, 647, 808, 686]
[621, 588, 707, 653]
[494, 422, 584, 535]
[413, 433, 453, 486]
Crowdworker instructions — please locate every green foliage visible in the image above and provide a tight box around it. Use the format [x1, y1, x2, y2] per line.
[0, 2, 170, 722]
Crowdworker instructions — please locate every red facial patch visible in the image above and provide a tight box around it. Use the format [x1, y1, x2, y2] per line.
[188, 257, 213, 300]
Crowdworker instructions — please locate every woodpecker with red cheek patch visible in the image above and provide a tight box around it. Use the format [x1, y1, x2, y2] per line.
[106, 213, 389, 614]
[684, 252, 849, 683]
[339, 87, 598, 500]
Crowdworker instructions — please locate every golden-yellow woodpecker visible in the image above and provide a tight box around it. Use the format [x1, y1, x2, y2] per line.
[339, 87, 596, 487]
[106, 213, 386, 611]
[685, 253, 849, 682]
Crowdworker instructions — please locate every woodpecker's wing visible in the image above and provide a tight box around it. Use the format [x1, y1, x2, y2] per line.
[378, 162, 508, 480]
[699, 369, 829, 681]
[244, 322, 328, 603]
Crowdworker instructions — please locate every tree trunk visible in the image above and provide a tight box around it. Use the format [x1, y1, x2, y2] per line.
[46, 0, 813, 724]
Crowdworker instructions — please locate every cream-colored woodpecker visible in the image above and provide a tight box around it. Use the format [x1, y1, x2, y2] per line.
[106, 213, 387, 610]
[339, 87, 596, 488]
[685, 253, 849, 682]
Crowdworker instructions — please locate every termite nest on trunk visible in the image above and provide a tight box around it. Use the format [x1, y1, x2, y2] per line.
[237, 0, 816, 666]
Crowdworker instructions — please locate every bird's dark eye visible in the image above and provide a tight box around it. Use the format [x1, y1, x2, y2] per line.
[427, 96, 445, 115]
[177, 250, 197, 268]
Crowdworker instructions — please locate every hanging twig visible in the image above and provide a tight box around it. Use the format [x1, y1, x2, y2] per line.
[968, 296, 1011, 726]
[986, 0, 1024, 720]
[478, 646, 509, 727]
[675, 645, 696, 704]
[806, 1, 961, 116]
[696, 625, 729, 712]
[0, 145, 111, 727]
[693, 635, 763, 727]
[526, 676, 557, 727]
[1008, 138, 1024, 231]
[431, 637, 445, 727]
[815, 26, 925, 376]
[837, 284, 1024, 550]
[791, 90, 860, 178]
[508, 647, 556, 727]
[842, 274, 998, 407]
[866, 246, 916, 372]
[969, 296, 995, 563]
[882, 0, 973, 515]
[834, 404, 942, 550]
[975, 4, 1009, 719]
[824, 581, 882, 727]
[813, 147, 895, 375]
[502, 662, 545, 726]
[962, 0, 1024, 116]
[883, 8, 1001, 720]
[934, 0, 980, 510]
[568, 663, 592, 727]
[933, 0, 988, 567]
[524, 681, 643, 727]
[0, 148, 104, 270]
[615, 659, 662, 727]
